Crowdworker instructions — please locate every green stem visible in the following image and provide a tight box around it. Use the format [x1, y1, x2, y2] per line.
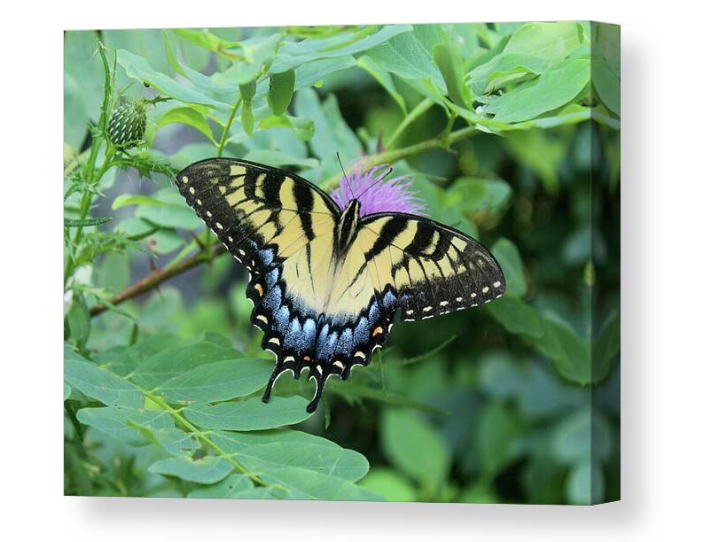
[386, 98, 434, 149]
[217, 97, 243, 158]
[146, 392, 274, 489]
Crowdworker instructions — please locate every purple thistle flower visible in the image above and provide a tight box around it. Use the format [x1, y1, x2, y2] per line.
[330, 161, 428, 217]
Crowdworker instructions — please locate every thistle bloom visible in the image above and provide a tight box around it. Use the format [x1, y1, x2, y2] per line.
[330, 162, 428, 217]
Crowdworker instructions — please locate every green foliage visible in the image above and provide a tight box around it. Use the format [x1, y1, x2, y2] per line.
[64, 22, 620, 503]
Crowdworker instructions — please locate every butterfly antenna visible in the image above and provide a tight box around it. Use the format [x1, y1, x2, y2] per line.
[336, 152, 355, 196]
[357, 166, 394, 200]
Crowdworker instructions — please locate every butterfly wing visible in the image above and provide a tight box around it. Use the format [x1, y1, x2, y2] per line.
[356, 212, 506, 322]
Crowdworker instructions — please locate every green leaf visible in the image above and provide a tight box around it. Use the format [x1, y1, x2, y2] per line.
[594, 311, 620, 382]
[157, 107, 217, 145]
[487, 297, 543, 339]
[267, 69, 295, 116]
[236, 456, 382, 501]
[503, 22, 581, 61]
[445, 177, 511, 212]
[592, 23, 620, 115]
[357, 55, 406, 113]
[477, 401, 522, 478]
[153, 358, 272, 403]
[117, 50, 226, 112]
[271, 25, 412, 73]
[491, 238, 526, 297]
[126, 418, 201, 457]
[64, 31, 103, 148]
[242, 149, 319, 169]
[380, 409, 450, 489]
[215, 435, 368, 482]
[258, 115, 315, 141]
[149, 456, 234, 484]
[469, 53, 549, 96]
[64, 216, 112, 228]
[567, 460, 604, 505]
[77, 406, 172, 444]
[66, 292, 91, 348]
[64, 382, 72, 401]
[293, 89, 361, 175]
[367, 31, 446, 93]
[64, 349, 143, 408]
[130, 341, 243, 390]
[293, 56, 357, 90]
[240, 80, 256, 135]
[537, 315, 591, 385]
[433, 41, 471, 107]
[359, 468, 416, 502]
[486, 58, 590, 123]
[133, 187, 203, 231]
[505, 130, 568, 193]
[188, 473, 254, 498]
[183, 396, 313, 431]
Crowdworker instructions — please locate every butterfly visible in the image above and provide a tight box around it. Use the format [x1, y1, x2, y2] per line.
[176, 158, 505, 412]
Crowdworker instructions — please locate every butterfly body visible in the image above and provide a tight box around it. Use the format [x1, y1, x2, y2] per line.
[176, 158, 505, 412]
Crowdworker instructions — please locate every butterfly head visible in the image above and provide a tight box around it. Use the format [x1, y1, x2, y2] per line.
[335, 198, 361, 254]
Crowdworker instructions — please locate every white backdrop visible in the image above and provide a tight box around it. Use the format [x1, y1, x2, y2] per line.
[4, 1, 704, 539]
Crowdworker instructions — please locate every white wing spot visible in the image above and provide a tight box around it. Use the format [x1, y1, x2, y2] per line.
[188, 186, 195, 194]
[495, 293, 503, 298]
[238, 249, 246, 256]
[493, 281, 502, 288]
[284, 356, 295, 363]
[228, 236, 234, 242]
[471, 293, 477, 299]
[423, 306, 432, 313]
[196, 199, 203, 206]
[406, 309, 414, 315]
[206, 211, 213, 218]
[387, 323, 394, 332]
[181, 176, 189, 184]
[315, 365, 323, 375]
[215, 222, 223, 230]
[456, 297, 463, 302]
[354, 351, 366, 359]
[440, 301, 449, 307]
[256, 315, 268, 324]
[333, 360, 344, 370]
[484, 299, 491, 304]
[482, 286, 490, 293]
[268, 337, 280, 346]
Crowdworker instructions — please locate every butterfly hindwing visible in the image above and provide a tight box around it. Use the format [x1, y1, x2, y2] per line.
[357, 213, 506, 321]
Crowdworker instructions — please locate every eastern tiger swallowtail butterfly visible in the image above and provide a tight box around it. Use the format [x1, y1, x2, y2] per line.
[176, 158, 505, 412]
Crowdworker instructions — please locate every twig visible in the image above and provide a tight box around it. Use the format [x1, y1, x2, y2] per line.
[89, 243, 227, 317]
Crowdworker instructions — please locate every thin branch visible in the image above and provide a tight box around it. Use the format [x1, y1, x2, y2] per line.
[89, 243, 227, 317]
[91, 124, 478, 318]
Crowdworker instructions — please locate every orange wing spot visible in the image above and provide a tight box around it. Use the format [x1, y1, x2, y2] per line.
[373, 326, 383, 337]
[254, 283, 264, 297]
[303, 355, 312, 362]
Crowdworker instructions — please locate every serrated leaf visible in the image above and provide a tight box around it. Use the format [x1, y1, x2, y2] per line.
[183, 396, 313, 431]
[64, 216, 112, 228]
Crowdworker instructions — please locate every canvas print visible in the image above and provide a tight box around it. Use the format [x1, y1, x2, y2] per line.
[63, 21, 620, 504]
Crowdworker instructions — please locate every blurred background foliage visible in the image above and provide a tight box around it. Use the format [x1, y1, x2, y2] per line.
[64, 21, 620, 504]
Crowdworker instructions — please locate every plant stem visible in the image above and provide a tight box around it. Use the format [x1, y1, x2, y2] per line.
[90, 243, 227, 317]
[217, 97, 243, 158]
[146, 392, 274, 489]
[386, 98, 434, 149]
